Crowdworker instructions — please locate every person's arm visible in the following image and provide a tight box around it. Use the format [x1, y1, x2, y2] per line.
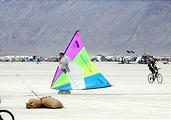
[150, 63, 155, 70]
[59, 58, 64, 69]
[64, 57, 70, 72]
[154, 64, 157, 70]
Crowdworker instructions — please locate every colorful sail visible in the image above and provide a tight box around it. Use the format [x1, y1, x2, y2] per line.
[51, 30, 111, 90]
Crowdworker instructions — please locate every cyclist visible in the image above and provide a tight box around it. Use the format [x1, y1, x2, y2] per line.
[148, 58, 158, 81]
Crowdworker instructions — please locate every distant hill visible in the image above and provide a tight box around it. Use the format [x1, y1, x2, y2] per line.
[0, 0, 171, 56]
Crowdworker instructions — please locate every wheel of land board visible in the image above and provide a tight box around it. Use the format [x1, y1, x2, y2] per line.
[65, 91, 71, 95]
[58, 90, 71, 95]
[0, 110, 15, 120]
[157, 73, 163, 84]
[148, 73, 154, 83]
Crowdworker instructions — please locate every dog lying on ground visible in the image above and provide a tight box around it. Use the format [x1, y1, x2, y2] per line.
[26, 96, 63, 109]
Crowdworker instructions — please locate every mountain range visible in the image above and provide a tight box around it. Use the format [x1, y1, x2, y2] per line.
[0, 0, 171, 56]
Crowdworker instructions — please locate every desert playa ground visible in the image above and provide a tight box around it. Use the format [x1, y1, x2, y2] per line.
[0, 62, 170, 120]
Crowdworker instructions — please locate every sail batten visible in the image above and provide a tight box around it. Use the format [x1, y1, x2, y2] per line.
[51, 31, 111, 90]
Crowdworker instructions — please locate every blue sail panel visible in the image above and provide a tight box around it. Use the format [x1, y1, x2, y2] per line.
[84, 73, 111, 89]
[54, 83, 72, 90]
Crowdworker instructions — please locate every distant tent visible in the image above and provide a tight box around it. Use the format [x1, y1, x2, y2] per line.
[51, 30, 111, 90]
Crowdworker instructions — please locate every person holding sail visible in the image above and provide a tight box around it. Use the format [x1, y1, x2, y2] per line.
[58, 51, 71, 95]
[59, 51, 70, 73]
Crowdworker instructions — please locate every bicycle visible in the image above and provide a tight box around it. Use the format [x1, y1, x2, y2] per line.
[0, 110, 15, 120]
[148, 68, 163, 84]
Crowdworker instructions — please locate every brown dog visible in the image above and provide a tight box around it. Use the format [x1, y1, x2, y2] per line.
[26, 96, 63, 109]
[26, 98, 42, 109]
[40, 96, 63, 109]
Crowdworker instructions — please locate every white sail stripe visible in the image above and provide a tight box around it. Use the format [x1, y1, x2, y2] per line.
[67, 61, 85, 90]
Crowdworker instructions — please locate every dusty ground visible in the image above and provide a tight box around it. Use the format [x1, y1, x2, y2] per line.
[0, 62, 170, 120]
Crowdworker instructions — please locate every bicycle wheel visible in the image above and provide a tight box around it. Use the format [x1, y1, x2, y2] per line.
[0, 110, 15, 120]
[157, 73, 163, 84]
[148, 73, 154, 83]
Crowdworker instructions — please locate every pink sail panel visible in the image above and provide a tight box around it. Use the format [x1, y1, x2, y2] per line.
[51, 68, 63, 86]
[65, 32, 84, 60]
